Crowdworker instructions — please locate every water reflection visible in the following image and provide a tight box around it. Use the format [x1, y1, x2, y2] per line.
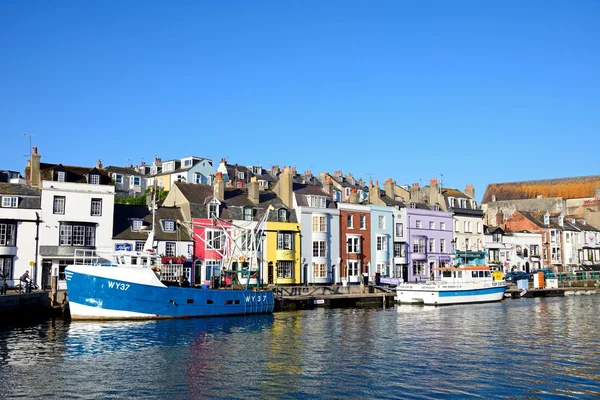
[0, 298, 599, 399]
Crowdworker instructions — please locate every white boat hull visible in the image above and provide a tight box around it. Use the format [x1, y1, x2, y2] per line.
[396, 282, 506, 306]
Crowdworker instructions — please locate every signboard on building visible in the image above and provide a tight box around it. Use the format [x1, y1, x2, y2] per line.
[115, 243, 132, 251]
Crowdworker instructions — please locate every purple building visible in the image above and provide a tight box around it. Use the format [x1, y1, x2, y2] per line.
[392, 202, 453, 282]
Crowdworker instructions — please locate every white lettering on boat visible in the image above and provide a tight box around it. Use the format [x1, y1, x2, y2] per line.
[245, 295, 268, 304]
[107, 281, 130, 291]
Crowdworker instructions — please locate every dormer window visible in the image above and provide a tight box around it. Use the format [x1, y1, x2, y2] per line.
[237, 171, 245, 180]
[57, 171, 66, 182]
[544, 212, 550, 225]
[409, 202, 416, 209]
[163, 162, 175, 172]
[132, 220, 143, 231]
[278, 208, 287, 222]
[252, 166, 262, 174]
[89, 174, 100, 185]
[308, 196, 326, 208]
[450, 198, 456, 208]
[208, 199, 219, 218]
[183, 159, 192, 167]
[433, 204, 440, 211]
[243, 206, 255, 221]
[2, 196, 18, 208]
[460, 199, 467, 208]
[163, 220, 175, 232]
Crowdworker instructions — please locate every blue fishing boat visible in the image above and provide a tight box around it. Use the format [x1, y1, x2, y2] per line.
[65, 203, 275, 320]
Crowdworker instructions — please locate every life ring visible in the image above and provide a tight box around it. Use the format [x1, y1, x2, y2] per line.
[151, 266, 161, 272]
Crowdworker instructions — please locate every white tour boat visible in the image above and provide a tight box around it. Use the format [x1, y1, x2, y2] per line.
[396, 265, 507, 306]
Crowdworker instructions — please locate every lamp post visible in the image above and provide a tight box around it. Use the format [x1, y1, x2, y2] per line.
[34, 212, 40, 288]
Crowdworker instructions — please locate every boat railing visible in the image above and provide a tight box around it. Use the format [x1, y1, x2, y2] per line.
[159, 263, 191, 284]
[74, 249, 100, 266]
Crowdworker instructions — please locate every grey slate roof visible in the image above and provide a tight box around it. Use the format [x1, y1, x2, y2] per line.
[173, 182, 297, 222]
[106, 166, 144, 176]
[0, 183, 41, 209]
[113, 204, 192, 241]
[39, 163, 112, 185]
[293, 183, 337, 209]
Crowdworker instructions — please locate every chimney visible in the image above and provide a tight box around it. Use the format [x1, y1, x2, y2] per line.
[271, 164, 280, 176]
[214, 172, 225, 201]
[496, 212, 503, 226]
[410, 183, 420, 202]
[369, 180, 384, 205]
[384, 178, 394, 199]
[465, 184, 475, 199]
[322, 175, 332, 195]
[333, 170, 342, 178]
[303, 170, 312, 179]
[30, 146, 41, 188]
[346, 173, 355, 185]
[279, 166, 294, 208]
[248, 176, 260, 204]
[429, 178, 439, 204]
[95, 159, 102, 169]
[349, 188, 359, 204]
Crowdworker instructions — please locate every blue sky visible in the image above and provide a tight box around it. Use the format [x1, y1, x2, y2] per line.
[1, 0, 599, 202]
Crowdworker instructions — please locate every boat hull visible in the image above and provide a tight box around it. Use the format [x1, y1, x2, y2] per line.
[396, 283, 506, 306]
[65, 265, 274, 320]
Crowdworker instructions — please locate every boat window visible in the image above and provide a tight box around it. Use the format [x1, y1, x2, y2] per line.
[206, 299, 214, 304]
[131, 257, 137, 265]
[235, 300, 240, 304]
[457, 271, 462, 278]
[472, 271, 478, 278]
[120, 256, 126, 264]
[226, 300, 234, 305]
[141, 257, 147, 265]
[187, 299, 194, 304]
[442, 271, 452, 278]
[485, 271, 490, 277]
[479, 271, 484, 278]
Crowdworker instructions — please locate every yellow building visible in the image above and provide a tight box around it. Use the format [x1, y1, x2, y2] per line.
[265, 221, 302, 285]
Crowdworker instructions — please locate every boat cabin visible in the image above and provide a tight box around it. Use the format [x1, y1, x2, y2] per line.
[112, 252, 159, 267]
[435, 266, 496, 283]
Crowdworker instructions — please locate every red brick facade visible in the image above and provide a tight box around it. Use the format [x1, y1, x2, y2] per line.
[339, 209, 371, 277]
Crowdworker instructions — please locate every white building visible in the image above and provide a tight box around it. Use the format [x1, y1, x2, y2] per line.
[0, 183, 41, 287]
[38, 180, 115, 290]
[503, 231, 543, 274]
[24, 147, 116, 290]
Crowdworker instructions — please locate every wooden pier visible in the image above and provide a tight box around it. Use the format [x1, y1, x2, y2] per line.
[273, 285, 396, 311]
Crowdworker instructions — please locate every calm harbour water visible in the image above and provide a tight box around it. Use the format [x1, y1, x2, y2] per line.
[1, 296, 599, 399]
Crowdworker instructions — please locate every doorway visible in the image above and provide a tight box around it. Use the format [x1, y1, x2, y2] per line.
[42, 261, 52, 290]
[268, 262, 274, 285]
[402, 265, 409, 283]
